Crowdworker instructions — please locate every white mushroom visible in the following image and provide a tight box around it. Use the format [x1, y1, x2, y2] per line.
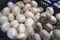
[17, 33, 27, 40]
[16, 1, 25, 8]
[23, 0, 31, 3]
[2, 7, 10, 16]
[7, 1, 14, 10]
[1, 22, 10, 32]
[24, 11, 34, 18]
[12, 6, 20, 16]
[8, 13, 14, 21]
[34, 13, 40, 22]
[0, 16, 8, 24]
[49, 31, 53, 36]
[46, 7, 54, 15]
[18, 24, 26, 33]
[45, 23, 53, 30]
[50, 16, 57, 24]
[25, 18, 34, 27]
[7, 28, 17, 39]
[56, 13, 60, 21]
[26, 26, 34, 36]
[40, 12, 51, 22]
[0, 12, 2, 17]
[37, 7, 43, 13]
[31, 1, 38, 7]
[32, 33, 41, 40]
[35, 22, 43, 31]
[16, 14, 26, 23]
[10, 20, 19, 28]
[30, 7, 38, 14]
[24, 4, 31, 11]
[40, 29, 50, 39]
[53, 29, 60, 40]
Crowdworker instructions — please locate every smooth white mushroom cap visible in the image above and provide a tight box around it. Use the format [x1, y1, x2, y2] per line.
[37, 7, 43, 12]
[17, 33, 27, 40]
[46, 23, 53, 30]
[12, 6, 20, 16]
[24, 11, 34, 18]
[23, 0, 31, 3]
[40, 29, 50, 39]
[7, 28, 17, 39]
[31, 1, 38, 7]
[34, 13, 40, 22]
[24, 4, 31, 11]
[46, 7, 54, 15]
[0, 16, 8, 24]
[0, 12, 2, 17]
[56, 13, 60, 21]
[50, 16, 57, 24]
[7, 1, 14, 10]
[16, 1, 24, 8]
[36, 22, 43, 31]
[10, 20, 19, 28]
[32, 33, 41, 40]
[18, 24, 26, 33]
[1, 22, 10, 32]
[16, 14, 26, 23]
[30, 7, 38, 14]
[25, 18, 34, 27]
[26, 26, 34, 36]
[2, 7, 10, 16]
[8, 13, 14, 21]
[53, 29, 60, 40]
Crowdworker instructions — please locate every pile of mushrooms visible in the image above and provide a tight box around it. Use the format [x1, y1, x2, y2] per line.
[0, 0, 60, 40]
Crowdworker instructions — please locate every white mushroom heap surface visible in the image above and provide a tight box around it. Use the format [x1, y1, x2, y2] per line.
[0, 0, 60, 40]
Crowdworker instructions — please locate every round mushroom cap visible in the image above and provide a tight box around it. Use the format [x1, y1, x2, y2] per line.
[53, 29, 60, 40]
[32, 33, 41, 40]
[56, 13, 60, 21]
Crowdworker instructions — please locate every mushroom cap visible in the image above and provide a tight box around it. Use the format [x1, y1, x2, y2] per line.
[45, 23, 53, 30]
[16, 14, 26, 23]
[0, 16, 8, 24]
[24, 11, 34, 18]
[30, 7, 38, 14]
[53, 29, 60, 40]
[10, 20, 19, 28]
[46, 7, 54, 15]
[34, 13, 40, 22]
[0, 12, 2, 17]
[8, 13, 14, 21]
[23, 0, 31, 3]
[41, 12, 51, 21]
[35, 22, 43, 31]
[56, 13, 60, 21]
[2, 7, 10, 16]
[25, 18, 34, 27]
[18, 24, 26, 33]
[7, 28, 17, 39]
[32, 33, 41, 40]
[24, 4, 31, 11]
[50, 16, 57, 24]
[12, 6, 20, 16]
[31, 1, 38, 7]
[17, 33, 27, 40]
[40, 29, 50, 39]
[7, 1, 14, 10]
[26, 27, 34, 36]
[16, 1, 24, 8]
[1, 22, 10, 32]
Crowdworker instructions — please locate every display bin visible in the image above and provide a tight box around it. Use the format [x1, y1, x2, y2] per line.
[0, 0, 60, 40]
[40, 0, 60, 15]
